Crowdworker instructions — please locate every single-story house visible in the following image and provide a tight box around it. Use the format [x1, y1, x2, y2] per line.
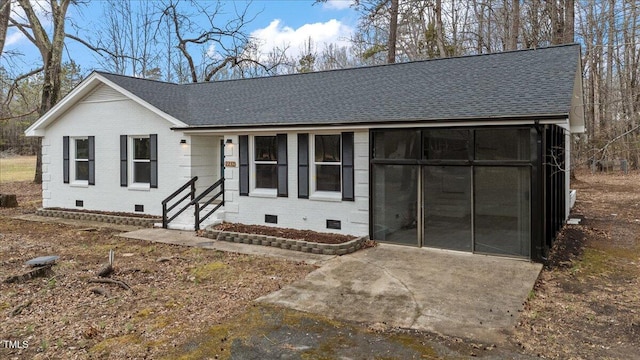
[25, 44, 585, 262]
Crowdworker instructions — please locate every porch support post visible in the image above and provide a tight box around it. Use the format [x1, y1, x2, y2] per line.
[531, 124, 546, 262]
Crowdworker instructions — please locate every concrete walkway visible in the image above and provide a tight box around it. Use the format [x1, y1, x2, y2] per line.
[116, 227, 541, 344]
[258, 244, 542, 344]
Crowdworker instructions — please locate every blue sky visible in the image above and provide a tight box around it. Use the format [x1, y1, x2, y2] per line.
[4, 0, 359, 75]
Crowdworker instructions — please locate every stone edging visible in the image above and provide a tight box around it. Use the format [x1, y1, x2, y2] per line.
[35, 208, 159, 228]
[201, 227, 369, 256]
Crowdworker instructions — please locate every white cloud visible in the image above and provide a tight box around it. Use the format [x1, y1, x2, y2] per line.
[5, 0, 54, 48]
[321, 0, 353, 11]
[4, 31, 24, 47]
[250, 19, 353, 61]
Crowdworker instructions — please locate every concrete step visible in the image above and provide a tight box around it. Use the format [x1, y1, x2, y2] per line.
[160, 203, 225, 230]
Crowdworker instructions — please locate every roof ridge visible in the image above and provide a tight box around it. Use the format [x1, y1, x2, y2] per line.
[95, 44, 581, 87]
[94, 71, 179, 86]
[185, 44, 581, 86]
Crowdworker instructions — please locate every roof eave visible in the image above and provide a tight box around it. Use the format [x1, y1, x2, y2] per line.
[174, 114, 570, 132]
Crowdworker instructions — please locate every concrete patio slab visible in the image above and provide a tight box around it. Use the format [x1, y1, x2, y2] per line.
[117, 228, 335, 265]
[258, 243, 542, 344]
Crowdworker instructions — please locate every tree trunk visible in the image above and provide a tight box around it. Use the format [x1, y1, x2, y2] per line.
[564, 0, 575, 43]
[508, 0, 520, 50]
[387, 0, 398, 63]
[604, 0, 615, 137]
[16, 0, 70, 184]
[435, 0, 447, 57]
[474, 0, 485, 53]
[0, 0, 9, 57]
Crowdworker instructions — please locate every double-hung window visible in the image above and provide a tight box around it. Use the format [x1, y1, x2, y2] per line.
[254, 136, 278, 189]
[132, 136, 151, 184]
[297, 132, 354, 201]
[63, 136, 94, 185]
[239, 134, 288, 197]
[74, 138, 89, 181]
[314, 134, 341, 192]
[120, 134, 157, 188]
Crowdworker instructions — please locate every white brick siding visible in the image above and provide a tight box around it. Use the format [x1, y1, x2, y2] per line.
[222, 131, 370, 237]
[42, 84, 190, 215]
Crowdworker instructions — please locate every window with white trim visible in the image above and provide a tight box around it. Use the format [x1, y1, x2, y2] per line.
[313, 134, 341, 192]
[254, 135, 277, 189]
[132, 136, 151, 184]
[74, 138, 89, 182]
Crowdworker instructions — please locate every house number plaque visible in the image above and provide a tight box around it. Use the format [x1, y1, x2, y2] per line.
[225, 161, 237, 168]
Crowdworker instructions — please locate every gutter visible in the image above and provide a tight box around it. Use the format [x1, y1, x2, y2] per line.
[173, 114, 570, 134]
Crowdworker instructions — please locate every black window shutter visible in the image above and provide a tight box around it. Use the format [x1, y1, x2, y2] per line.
[297, 134, 309, 199]
[63, 136, 69, 184]
[341, 132, 355, 201]
[120, 135, 127, 187]
[150, 134, 158, 188]
[88, 136, 95, 185]
[239, 135, 249, 196]
[277, 134, 288, 197]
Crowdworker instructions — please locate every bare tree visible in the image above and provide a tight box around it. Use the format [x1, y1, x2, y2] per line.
[564, 0, 574, 43]
[434, 0, 447, 57]
[388, 0, 399, 63]
[92, 0, 159, 77]
[11, 0, 72, 183]
[159, 0, 270, 83]
[507, 0, 520, 50]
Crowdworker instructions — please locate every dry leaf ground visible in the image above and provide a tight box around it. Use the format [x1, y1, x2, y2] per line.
[512, 170, 640, 359]
[0, 182, 316, 359]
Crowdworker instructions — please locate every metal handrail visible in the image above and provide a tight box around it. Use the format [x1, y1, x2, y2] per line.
[192, 178, 224, 231]
[161, 176, 198, 228]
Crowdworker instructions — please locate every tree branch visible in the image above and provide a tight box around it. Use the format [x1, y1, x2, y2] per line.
[65, 32, 138, 61]
[16, 0, 51, 58]
[1, 67, 44, 112]
[7, 19, 37, 45]
[593, 123, 640, 161]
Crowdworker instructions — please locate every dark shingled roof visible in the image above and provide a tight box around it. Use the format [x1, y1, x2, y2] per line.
[97, 44, 581, 128]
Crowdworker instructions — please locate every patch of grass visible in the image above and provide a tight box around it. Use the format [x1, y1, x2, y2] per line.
[575, 248, 610, 277]
[573, 245, 640, 278]
[169, 305, 440, 360]
[0, 156, 36, 183]
[136, 308, 154, 318]
[90, 334, 141, 357]
[188, 261, 228, 283]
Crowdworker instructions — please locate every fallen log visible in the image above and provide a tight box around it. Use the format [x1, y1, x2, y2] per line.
[90, 287, 110, 297]
[88, 278, 132, 292]
[11, 300, 33, 317]
[3, 265, 53, 284]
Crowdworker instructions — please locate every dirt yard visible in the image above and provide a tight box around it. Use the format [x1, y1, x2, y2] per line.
[0, 183, 316, 359]
[1, 170, 639, 359]
[512, 170, 640, 359]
